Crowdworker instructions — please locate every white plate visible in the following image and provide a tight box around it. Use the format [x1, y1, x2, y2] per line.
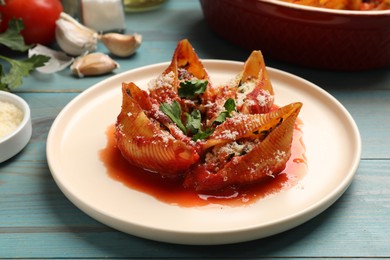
[47, 60, 361, 245]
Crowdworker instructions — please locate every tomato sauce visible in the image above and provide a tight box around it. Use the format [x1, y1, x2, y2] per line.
[99, 122, 307, 207]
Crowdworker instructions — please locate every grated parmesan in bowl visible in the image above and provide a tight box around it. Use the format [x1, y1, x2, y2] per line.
[0, 100, 24, 139]
[0, 91, 32, 163]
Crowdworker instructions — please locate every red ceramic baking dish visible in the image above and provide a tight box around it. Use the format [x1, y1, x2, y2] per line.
[200, 0, 390, 70]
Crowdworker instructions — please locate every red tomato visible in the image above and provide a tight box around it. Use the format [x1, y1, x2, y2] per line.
[0, 0, 63, 45]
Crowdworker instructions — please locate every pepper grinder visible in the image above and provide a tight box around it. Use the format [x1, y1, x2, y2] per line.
[81, 0, 126, 33]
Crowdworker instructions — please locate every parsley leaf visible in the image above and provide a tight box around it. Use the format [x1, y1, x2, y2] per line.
[192, 128, 213, 141]
[0, 55, 50, 91]
[160, 102, 214, 141]
[178, 79, 208, 98]
[224, 98, 236, 113]
[0, 19, 31, 52]
[160, 98, 235, 141]
[185, 109, 214, 141]
[185, 109, 201, 134]
[0, 19, 50, 91]
[213, 98, 236, 125]
[160, 101, 187, 133]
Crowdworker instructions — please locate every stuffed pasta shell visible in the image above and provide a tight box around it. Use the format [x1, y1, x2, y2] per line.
[115, 39, 303, 192]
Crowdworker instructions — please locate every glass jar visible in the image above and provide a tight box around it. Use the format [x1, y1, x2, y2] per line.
[81, 0, 126, 32]
[122, 0, 167, 12]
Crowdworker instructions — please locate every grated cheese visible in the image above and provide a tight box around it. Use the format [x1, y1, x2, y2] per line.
[256, 89, 273, 107]
[274, 150, 287, 163]
[0, 101, 23, 139]
[236, 80, 256, 106]
[217, 129, 239, 140]
[148, 71, 175, 91]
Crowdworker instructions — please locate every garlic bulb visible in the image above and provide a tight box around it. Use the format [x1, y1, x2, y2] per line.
[100, 33, 142, 57]
[55, 12, 98, 56]
[71, 53, 119, 78]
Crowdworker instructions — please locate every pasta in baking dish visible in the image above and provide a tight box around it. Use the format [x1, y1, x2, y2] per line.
[115, 39, 302, 192]
[281, 0, 390, 10]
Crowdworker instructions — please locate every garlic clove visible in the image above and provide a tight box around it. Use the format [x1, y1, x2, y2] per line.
[55, 12, 98, 56]
[100, 33, 142, 57]
[70, 53, 119, 78]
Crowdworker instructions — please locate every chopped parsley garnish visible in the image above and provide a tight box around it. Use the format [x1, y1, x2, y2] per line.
[160, 101, 213, 141]
[185, 109, 214, 141]
[160, 98, 236, 141]
[213, 98, 236, 125]
[178, 79, 208, 99]
[185, 109, 201, 134]
[160, 101, 186, 133]
[192, 127, 213, 141]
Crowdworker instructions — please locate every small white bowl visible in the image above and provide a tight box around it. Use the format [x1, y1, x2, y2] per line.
[0, 91, 32, 163]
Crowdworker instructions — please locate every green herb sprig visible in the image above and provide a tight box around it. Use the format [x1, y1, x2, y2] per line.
[178, 79, 208, 99]
[160, 101, 187, 133]
[160, 98, 237, 141]
[0, 19, 50, 91]
[213, 98, 236, 125]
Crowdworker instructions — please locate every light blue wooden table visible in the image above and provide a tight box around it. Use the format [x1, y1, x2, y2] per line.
[1, 0, 390, 258]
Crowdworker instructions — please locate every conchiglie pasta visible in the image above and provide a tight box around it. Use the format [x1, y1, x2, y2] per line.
[115, 39, 303, 191]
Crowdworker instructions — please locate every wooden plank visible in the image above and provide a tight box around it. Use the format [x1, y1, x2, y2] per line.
[331, 90, 390, 159]
[1, 158, 389, 257]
